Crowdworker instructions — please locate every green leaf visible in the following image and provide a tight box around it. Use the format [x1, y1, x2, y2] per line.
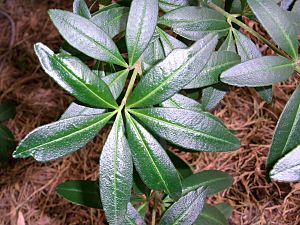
[13, 112, 114, 161]
[159, 0, 197, 12]
[73, 0, 91, 19]
[90, 6, 129, 38]
[167, 150, 193, 179]
[182, 170, 233, 195]
[34, 43, 118, 109]
[220, 56, 294, 87]
[159, 187, 207, 225]
[60, 102, 106, 120]
[56, 180, 102, 208]
[0, 124, 16, 163]
[270, 145, 300, 182]
[125, 203, 146, 225]
[0, 101, 16, 122]
[126, 0, 159, 66]
[132, 168, 151, 197]
[129, 108, 240, 152]
[48, 10, 127, 67]
[219, 30, 236, 53]
[100, 113, 133, 224]
[202, 84, 229, 110]
[158, 6, 230, 40]
[142, 34, 165, 66]
[127, 34, 218, 108]
[102, 69, 129, 99]
[214, 203, 233, 219]
[232, 29, 272, 103]
[266, 84, 300, 173]
[248, 0, 298, 58]
[156, 27, 187, 56]
[185, 51, 241, 89]
[195, 204, 229, 225]
[92, 61, 106, 78]
[125, 112, 182, 200]
[161, 94, 203, 113]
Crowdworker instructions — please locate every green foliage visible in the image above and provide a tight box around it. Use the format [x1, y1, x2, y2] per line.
[13, 0, 300, 223]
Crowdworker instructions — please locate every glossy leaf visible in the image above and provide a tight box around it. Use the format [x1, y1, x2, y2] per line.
[219, 30, 236, 52]
[142, 35, 165, 66]
[195, 204, 229, 225]
[248, 0, 298, 58]
[0, 101, 16, 122]
[185, 51, 240, 89]
[220, 56, 294, 87]
[214, 203, 233, 219]
[127, 34, 218, 108]
[158, 6, 229, 40]
[182, 170, 233, 195]
[102, 70, 129, 99]
[60, 102, 106, 120]
[159, 187, 207, 225]
[56, 180, 102, 208]
[280, 0, 294, 10]
[92, 61, 106, 78]
[129, 108, 240, 152]
[73, 0, 91, 18]
[161, 94, 203, 113]
[100, 113, 133, 224]
[48, 10, 127, 67]
[90, 6, 129, 38]
[13, 112, 114, 161]
[266, 84, 300, 172]
[34, 43, 118, 109]
[156, 27, 186, 57]
[125, 112, 182, 200]
[125, 203, 146, 225]
[167, 151, 193, 179]
[159, 0, 197, 12]
[202, 84, 229, 110]
[232, 29, 272, 103]
[126, 0, 159, 66]
[270, 145, 300, 182]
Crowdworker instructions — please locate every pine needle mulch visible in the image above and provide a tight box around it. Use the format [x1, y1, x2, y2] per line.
[0, 1, 299, 224]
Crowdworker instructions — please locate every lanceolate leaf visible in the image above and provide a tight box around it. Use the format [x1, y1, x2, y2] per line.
[48, 10, 127, 67]
[90, 6, 129, 38]
[266, 84, 300, 173]
[159, 187, 207, 225]
[127, 34, 218, 108]
[232, 29, 272, 103]
[0, 101, 16, 122]
[248, 0, 298, 58]
[161, 94, 203, 113]
[102, 70, 129, 99]
[195, 204, 229, 225]
[60, 102, 105, 120]
[182, 170, 233, 195]
[167, 151, 193, 179]
[202, 84, 229, 110]
[219, 30, 236, 52]
[270, 145, 300, 182]
[125, 112, 182, 200]
[185, 51, 240, 89]
[0, 124, 16, 163]
[100, 113, 133, 224]
[220, 56, 294, 87]
[214, 203, 233, 219]
[142, 36, 165, 66]
[129, 108, 240, 152]
[159, 0, 196, 12]
[125, 203, 146, 225]
[158, 7, 229, 39]
[156, 27, 187, 56]
[56, 180, 102, 208]
[73, 0, 91, 19]
[126, 0, 159, 66]
[34, 43, 118, 109]
[13, 112, 114, 161]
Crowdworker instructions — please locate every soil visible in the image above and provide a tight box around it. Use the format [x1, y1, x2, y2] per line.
[0, 0, 300, 224]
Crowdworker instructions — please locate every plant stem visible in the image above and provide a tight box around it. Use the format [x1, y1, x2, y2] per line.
[151, 192, 158, 225]
[207, 2, 291, 59]
[119, 68, 138, 111]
